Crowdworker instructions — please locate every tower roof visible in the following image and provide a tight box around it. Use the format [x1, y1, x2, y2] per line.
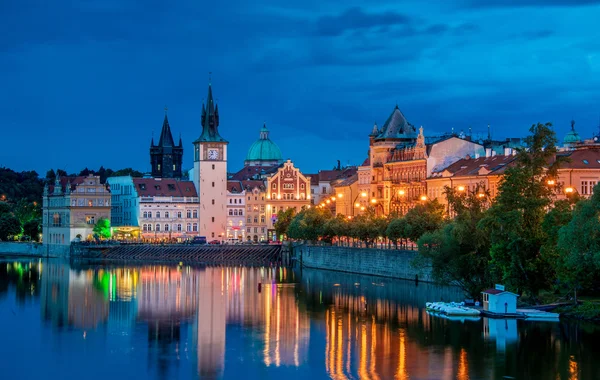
[563, 120, 581, 144]
[157, 113, 175, 147]
[194, 82, 228, 143]
[245, 123, 283, 164]
[376, 105, 417, 141]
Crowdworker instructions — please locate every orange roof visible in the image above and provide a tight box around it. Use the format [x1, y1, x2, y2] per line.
[431, 155, 517, 178]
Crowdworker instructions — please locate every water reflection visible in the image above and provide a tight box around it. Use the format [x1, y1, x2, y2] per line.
[0, 259, 599, 379]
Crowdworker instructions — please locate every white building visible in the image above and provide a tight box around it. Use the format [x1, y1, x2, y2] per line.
[107, 176, 200, 242]
[482, 285, 518, 314]
[42, 174, 111, 245]
[226, 181, 246, 243]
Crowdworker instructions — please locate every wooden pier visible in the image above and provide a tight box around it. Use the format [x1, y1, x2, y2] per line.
[77, 244, 284, 265]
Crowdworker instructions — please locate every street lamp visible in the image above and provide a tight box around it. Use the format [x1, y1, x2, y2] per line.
[547, 179, 556, 186]
[371, 198, 377, 204]
[420, 195, 427, 201]
[565, 187, 574, 194]
[457, 186, 465, 192]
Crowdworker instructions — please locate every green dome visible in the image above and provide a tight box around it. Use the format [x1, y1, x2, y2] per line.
[245, 124, 283, 163]
[563, 120, 581, 144]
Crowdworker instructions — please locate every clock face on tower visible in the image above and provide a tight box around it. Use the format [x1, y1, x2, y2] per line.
[207, 149, 219, 160]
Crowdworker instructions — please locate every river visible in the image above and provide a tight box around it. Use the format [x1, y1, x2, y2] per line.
[0, 258, 597, 379]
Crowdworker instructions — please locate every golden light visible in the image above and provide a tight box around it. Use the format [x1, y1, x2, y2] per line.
[355, 202, 360, 207]
[326, 200, 331, 204]
[457, 186, 465, 192]
[347, 216, 352, 219]
[547, 179, 555, 186]
[320, 203, 325, 207]
[331, 197, 336, 201]
[337, 193, 343, 198]
[565, 187, 574, 193]
[361, 192, 367, 197]
[477, 193, 485, 198]
[360, 206, 365, 211]
[420, 195, 427, 201]
[370, 198, 377, 204]
[398, 190, 405, 195]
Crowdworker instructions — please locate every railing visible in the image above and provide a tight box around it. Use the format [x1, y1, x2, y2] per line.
[140, 197, 199, 203]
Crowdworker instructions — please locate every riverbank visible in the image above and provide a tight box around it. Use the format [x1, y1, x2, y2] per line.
[555, 302, 600, 321]
[0, 242, 71, 257]
[295, 244, 432, 282]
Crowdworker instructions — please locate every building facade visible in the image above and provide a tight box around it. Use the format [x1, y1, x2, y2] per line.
[193, 82, 228, 241]
[242, 180, 268, 242]
[150, 111, 184, 179]
[226, 181, 246, 242]
[42, 174, 111, 245]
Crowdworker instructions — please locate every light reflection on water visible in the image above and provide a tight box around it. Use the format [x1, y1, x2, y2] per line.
[0, 258, 598, 380]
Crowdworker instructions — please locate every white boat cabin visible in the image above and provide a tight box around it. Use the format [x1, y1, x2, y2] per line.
[482, 285, 518, 314]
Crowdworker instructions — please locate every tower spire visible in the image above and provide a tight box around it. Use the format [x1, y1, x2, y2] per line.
[195, 79, 227, 143]
[158, 110, 175, 147]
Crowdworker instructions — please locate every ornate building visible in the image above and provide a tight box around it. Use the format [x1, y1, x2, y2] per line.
[242, 180, 268, 242]
[244, 123, 283, 167]
[193, 82, 228, 241]
[42, 174, 111, 244]
[226, 181, 246, 242]
[150, 110, 184, 179]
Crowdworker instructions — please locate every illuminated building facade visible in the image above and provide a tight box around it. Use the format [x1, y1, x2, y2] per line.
[242, 180, 268, 242]
[42, 174, 111, 244]
[226, 180, 246, 242]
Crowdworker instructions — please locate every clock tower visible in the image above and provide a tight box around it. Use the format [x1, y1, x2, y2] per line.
[193, 81, 228, 241]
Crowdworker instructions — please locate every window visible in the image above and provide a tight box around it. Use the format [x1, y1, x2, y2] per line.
[233, 209, 238, 216]
[254, 217, 258, 223]
[143, 211, 148, 218]
[261, 216, 265, 223]
[247, 216, 251, 223]
[186, 223, 191, 232]
[177, 224, 182, 231]
[165, 224, 169, 231]
[53, 213, 62, 227]
[248, 196, 251, 200]
[193, 210, 198, 218]
[177, 211, 182, 218]
[212, 217, 215, 222]
[229, 199, 232, 204]
[229, 210, 233, 216]
[157, 164, 161, 171]
[212, 182, 215, 187]
[187, 210, 192, 218]
[239, 209, 243, 215]
[147, 224, 152, 231]
[322, 186, 326, 194]
[254, 227, 258, 233]
[246, 227, 251, 233]
[212, 199, 215, 205]
[173, 164, 176, 171]
[192, 223, 198, 232]
[143, 224, 147, 231]
[156, 211, 161, 218]
[85, 216, 95, 225]
[283, 183, 294, 189]
[155, 224, 160, 231]
[212, 232, 215, 238]
[195, 145, 200, 161]
[262, 227, 265, 233]
[272, 183, 277, 189]
[212, 164, 215, 170]
[168, 184, 176, 191]
[165, 211, 170, 218]
[301, 183, 305, 189]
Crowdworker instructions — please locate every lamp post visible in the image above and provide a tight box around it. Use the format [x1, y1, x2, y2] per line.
[351, 191, 367, 216]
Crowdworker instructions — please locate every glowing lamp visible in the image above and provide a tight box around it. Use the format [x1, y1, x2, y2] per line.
[457, 186, 465, 192]
[370, 199, 377, 204]
[420, 195, 427, 201]
[398, 190, 405, 195]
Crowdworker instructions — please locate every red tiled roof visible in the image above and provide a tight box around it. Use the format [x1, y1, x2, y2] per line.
[241, 180, 266, 191]
[227, 180, 243, 193]
[560, 148, 600, 169]
[431, 155, 518, 178]
[315, 167, 358, 182]
[133, 178, 197, 197]
[333, 173, 358, 188]
[482, 288, 504, 295]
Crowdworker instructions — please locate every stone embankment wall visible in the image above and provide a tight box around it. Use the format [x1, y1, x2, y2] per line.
[0, 242, 71, 257]
[296, 245, 432, 282]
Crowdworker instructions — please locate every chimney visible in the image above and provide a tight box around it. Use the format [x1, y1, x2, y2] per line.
[504, 147, 512, 156]
[475, 153, 480, 159]
[485, 148, 492, 157]
[491, 150, 496, 157]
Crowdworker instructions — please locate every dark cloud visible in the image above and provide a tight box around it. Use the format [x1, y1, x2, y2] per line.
[315, 7, 412, 36]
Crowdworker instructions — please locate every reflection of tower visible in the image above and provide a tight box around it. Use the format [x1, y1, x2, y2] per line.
[196, 267, 226, 378]
[40, 260, 70, 329]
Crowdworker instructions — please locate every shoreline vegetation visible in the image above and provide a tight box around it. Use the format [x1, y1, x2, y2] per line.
[280, 123, 600, 319]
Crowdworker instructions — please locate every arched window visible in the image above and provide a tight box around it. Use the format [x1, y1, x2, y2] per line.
[229, 210, 233, 216]
[239, 209, 243, 215]
[165, 224, 169, 232]
[177, 211, 182, 218]
[186, 223, 191, 232]
[165, 211, 169, 218]
[156, 211, 161, 218]
[192, 223, 198, 232]
[234, 209, 238, 216]
[187, 210, 192, 218]
[193, 210, 198, 218]
[147, 224, 152, 231]
[155, 224, 160, 231]
[177, 224, 182, 231]
[142, 224, 147, 231]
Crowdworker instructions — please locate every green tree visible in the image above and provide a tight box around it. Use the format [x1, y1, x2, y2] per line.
[556, 184, 600, 301]
[23, 219, 41, 242]
[287, 208, 332, 242]
[417, 186, 494, 299]
[0, 214, 22, 241]
[403, 199, 445, 243]
[274, 208, 296, 240]
[386, 217, 409, 247]
[481, 122, 564, 299]
[93, 217, 111, 239]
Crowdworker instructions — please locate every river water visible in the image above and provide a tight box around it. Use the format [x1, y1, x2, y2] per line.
[0, 258, 598, 380]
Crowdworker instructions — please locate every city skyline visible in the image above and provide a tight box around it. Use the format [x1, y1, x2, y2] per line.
[2, 1, 600, 175]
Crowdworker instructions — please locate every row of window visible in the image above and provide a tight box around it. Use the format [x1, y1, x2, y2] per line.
[245, 227, 266, 233]
[272, 183, 305, 190]
[246, 205, 265, 212]
[142, 210, 197, 218]
[581, 181, 598, 195]
[271, 193, 306, 200]
[229, 198, 243, 204]
[142, 223, 198, 232]
[228, 209, 244, 216]
[247, 216, 266, 223]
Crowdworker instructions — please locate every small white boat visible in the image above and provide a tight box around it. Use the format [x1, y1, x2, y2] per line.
[518, 309, 560, 321]
[426, 301, 480, 316]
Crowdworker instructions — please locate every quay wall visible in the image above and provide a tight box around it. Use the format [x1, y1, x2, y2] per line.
[296, 245, 432, 282]
[0, 242, 71, 258]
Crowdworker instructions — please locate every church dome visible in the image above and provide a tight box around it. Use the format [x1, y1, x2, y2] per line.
[245, 124, 283, 166]
[563, 120, 581, 145]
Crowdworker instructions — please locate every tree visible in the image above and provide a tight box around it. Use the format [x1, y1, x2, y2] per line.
[287, 208, 332, 242]
[0, 214, 22, 241]
[402, 199, 445, 243]
[481, 122, 564, 299]
[417, 186, 495, 299]
[386, 217, 409, 247]
[23, 219, 41, 242]
[93, 218, 111, 239]
[556, 184, 600, 301]
[274, 208, 296, 240]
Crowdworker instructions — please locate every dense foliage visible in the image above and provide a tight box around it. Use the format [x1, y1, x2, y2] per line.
[93, 217, 111, 239]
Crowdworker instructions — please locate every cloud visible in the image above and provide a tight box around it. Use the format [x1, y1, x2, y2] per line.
[463, 0, 600, 7]
[315, 7, 412, 36]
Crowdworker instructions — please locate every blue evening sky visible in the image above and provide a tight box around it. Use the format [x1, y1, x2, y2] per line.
[1, 0, 599, 175]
